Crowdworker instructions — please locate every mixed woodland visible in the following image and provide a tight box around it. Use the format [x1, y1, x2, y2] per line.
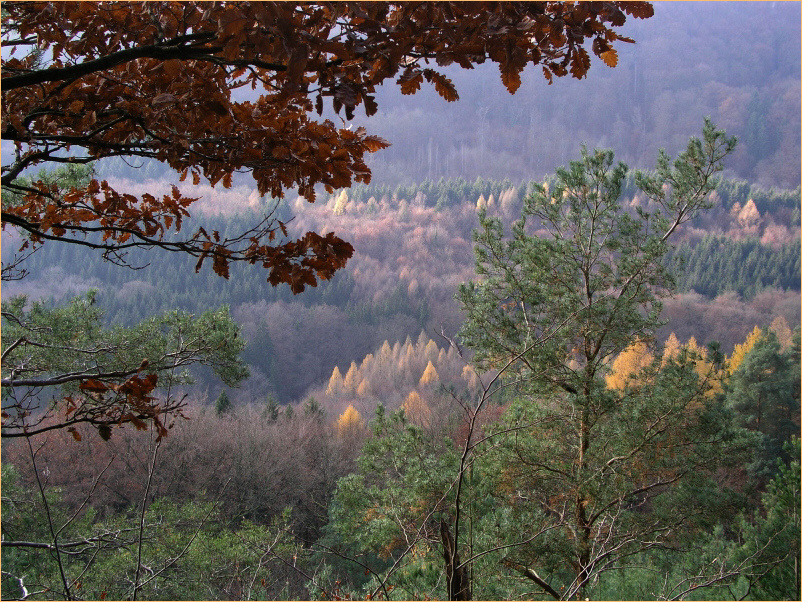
[3, 131, 800, 601]
[1, 2, 801, 601]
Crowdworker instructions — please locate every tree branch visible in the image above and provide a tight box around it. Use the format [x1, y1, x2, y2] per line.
[2, 33, 220, 90]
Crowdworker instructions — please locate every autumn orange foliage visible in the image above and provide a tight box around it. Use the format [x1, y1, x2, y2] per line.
[2, 1, 653, 290]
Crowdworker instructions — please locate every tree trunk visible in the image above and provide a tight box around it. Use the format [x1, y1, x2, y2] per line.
[441, 519, 471, 600]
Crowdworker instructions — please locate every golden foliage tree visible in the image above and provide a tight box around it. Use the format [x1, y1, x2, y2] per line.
[424, 339, 440, 363]
[728, 326, 763, 375]
[343, 361, 360, 393]
[663, 332, 682, 363]
[737, 199, 761, 230]
[402, 390, 432, 427]
[462, 365, 481, 392]
[336, 404, 364, 436]
[419, 361, 440, 386]
[605, 340, 655, 390]
[332, 189, 349, 216]
[326, 365, 344, 397]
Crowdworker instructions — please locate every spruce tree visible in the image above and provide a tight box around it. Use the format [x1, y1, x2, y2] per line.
[214, 390, 232, 416]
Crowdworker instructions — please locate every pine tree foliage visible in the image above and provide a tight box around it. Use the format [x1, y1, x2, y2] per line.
[215, 390, 232, 416]
[2, 293, 247, 439]
[726, 328, 801, 481]
[452, 121, 752, 598]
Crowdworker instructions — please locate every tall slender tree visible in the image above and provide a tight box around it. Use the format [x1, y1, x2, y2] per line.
[453, 120, 754, 599]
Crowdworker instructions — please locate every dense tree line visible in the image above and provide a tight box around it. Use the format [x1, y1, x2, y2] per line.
[4, 175, 799, 403]
[667, 235, 801, 299]
[3, 320, 799, 599]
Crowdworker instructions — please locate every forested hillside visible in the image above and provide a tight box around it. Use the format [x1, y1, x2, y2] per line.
[4, 175, 799, 404]
[2, 2, 800, 601]
[4, 127, 800, 601]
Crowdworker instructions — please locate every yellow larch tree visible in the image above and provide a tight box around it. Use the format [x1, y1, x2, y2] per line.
[419, 361, 439, 386]
[343, 360, 360, 393]
[336, 404, 365, 436]
[662, 332, 682, 364]
[400, 340, 415, 373]
[737, 198, 761, 229]
[727, 326, 763, 375]
[423, 339, 439, 362]
[326, 365, 344, 397]
[686, 336, 724, 397]
[403, 390, 432, 427]
[333, 189, 349, 215]
[360, 353, 375, 371]
[606, 340, 654, 390]
[462, 365, 481, 392]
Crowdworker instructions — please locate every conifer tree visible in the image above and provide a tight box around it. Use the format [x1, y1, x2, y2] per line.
[419, 361, 440, 387]
[336, 404, 365, 437]
[215, 390, 232, 416]
[728, 325, 763, 375]
[605, 340, 654, 390]
[663, 331, 683, 362]
[456, 121, 751, 599]
[726, 329, 801, 481]
[326, 366, 344, 397]
[343, 361, 360, 393]
[402, 391, 432, 427]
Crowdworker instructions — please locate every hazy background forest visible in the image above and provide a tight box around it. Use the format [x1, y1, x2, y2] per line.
[3, 1, 799, 407]
[2, 2, 801, 600]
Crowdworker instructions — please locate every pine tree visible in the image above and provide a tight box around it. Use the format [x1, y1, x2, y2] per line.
[457, 122, 749, 599]
[264, 395, 280, 421]
[215, 390, 232, 416]
[303, 396, 324, 418]
[726, 329, 801, 481]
